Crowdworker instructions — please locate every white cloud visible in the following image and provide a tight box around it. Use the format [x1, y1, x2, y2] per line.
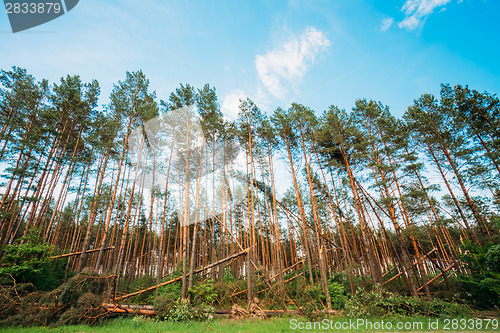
[399, 0, 452, 31]
[380, 18, 394, 32]
[255, 27, 331, 100]
[221, 90, 248, 120]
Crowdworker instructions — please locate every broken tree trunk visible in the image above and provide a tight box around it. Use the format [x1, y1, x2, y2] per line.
[102, 303, 340, 317]
[416, 264, 455, 292]
[102, 304, 155, 316]
[383, 248, 437, 286]
[51, 247, 115, 259]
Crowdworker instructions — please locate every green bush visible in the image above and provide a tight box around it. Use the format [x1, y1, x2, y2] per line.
[153, 271, 182, 300]
[214, 275, 247, 308]
[291, 278, 325, 320]
[328, 281, 347, 310]
[154, 298, 214, 322]
[152, 272, 216, 321]
[150, 272, 182, 316]
[189, 278, 217, 305]
[124, 275, 157, 304]
[459, 241, 500, 308]
[343, 286, 469, 318]
[0, 228, 67, 291]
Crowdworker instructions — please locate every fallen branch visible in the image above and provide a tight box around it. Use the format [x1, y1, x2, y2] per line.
[115, 246, 252, 301]
[51, 247, 115, 259]
[412, 239, 453, 291]
[383, 248, 437, 285]
[102, 303, 340, 317]
[230, 260, 305, 298]
[75, 274, 117, 289]
[103, 303, 154, 310]
[102, 304, 155, 316]
[267, 260, 304, 283]
[416, 264, 454, 292]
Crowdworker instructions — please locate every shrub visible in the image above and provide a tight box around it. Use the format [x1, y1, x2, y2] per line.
[150, 272, 182, 316]
[152, 273, 216, 322]
[125, 275, 157, 304]
[328, 281, 347, 310]
[0, 228, 67, 291]
[343, 286, 469, 318]
[189, 278, 217, 305]
[262, 282, 287, 309]
[459, 241, 500, 308]
[154, 298, 214, 322]
[292, 278, 324, 320]
[214, 275, 247, 308]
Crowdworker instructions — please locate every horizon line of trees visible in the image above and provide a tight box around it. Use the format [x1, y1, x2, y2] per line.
[0, 66, 498, 308]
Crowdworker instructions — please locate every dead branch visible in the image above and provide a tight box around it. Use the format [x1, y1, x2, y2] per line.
[75, 274, 117, 289]
[51, 247, 115, 259]
[416, 264, 455, 291]
[102, 303, 340, 317]
[383, 248, 437, 285]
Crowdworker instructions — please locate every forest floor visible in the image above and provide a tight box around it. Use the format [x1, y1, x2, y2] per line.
[0, 315, 499, 333]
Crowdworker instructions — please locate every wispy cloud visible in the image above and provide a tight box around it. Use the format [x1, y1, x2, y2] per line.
[399, 0, 452, 31]
[255, 27, 331, 101]
[221, 90, 248, 120]
[380, 18, 394, 32]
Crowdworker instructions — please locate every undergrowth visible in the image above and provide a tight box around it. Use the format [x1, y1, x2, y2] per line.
[343, 286, 470, 318]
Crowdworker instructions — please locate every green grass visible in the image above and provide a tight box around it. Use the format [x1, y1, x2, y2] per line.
[0, 316, 498, 333]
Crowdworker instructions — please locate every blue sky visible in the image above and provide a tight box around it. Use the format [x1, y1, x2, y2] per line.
[1, 0, 499, 120]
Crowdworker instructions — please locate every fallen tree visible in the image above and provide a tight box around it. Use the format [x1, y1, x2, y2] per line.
[0, 269, 116, 327]
[101, 302, 340, 317]
[114, 246, 252, 301]
[50, 247, 115, 259]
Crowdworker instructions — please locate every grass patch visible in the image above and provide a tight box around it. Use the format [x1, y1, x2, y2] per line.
[0, 315, 498, 332]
